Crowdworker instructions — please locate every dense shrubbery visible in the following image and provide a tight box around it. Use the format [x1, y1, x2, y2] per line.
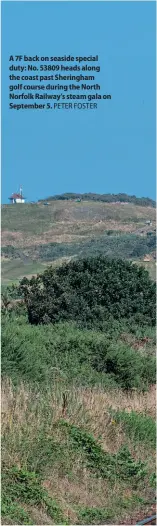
[2, 234, 156, 263]
[39, 192, 156, 208]
[19, 256, 155, 328]
[36, 234, 156, 261]
[2, 256, 155, 390]
[28, 234, 156, 261]
[2, 310, 155, 390]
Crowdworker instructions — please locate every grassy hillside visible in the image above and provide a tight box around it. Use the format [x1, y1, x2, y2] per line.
[1, 198, 156, 525]
[1, 200, 156, 285]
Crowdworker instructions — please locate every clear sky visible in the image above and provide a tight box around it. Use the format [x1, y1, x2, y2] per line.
[2, 1, 156, 203]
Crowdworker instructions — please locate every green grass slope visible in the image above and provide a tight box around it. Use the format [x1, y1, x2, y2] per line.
[1, 199, 156, 525]
[1, 200, 156, 285]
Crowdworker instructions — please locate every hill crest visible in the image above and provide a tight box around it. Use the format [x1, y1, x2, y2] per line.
[38, 192, 156, 207]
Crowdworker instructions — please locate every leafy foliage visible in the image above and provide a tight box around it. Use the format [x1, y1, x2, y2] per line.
[77, 506, 114, 524]
[19, 256, 156, 328]
[2, 466, 68, 524]
[59, 421, 147, 485]
[2, 498, 33, 525]
[2, 313, 155, 390]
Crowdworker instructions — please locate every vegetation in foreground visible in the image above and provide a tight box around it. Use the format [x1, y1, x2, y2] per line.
[1, 256, 156, 525]
[2, 376, 156, 525]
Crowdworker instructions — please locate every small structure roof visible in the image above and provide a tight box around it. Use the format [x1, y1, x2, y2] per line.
[9, 193, 26, 199]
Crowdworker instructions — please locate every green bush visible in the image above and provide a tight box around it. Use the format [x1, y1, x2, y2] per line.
[2, 314, 155, 390]
[19, 256, 155, 328]
[91, 342, 156, 389]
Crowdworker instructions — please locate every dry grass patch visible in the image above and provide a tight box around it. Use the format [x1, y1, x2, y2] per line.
[2, 378, 156, 525]
[2, 379, 156, 463]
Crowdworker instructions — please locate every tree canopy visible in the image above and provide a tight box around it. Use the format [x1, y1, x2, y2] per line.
[19, 256, 156, 328]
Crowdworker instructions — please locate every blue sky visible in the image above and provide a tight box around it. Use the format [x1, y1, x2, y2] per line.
[2, 1, 156, 203]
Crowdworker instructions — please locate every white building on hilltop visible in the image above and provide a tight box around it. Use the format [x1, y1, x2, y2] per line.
[8, 186, 26, 204]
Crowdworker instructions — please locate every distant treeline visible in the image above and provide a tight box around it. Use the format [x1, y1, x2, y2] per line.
[38, 193, 156, 207]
